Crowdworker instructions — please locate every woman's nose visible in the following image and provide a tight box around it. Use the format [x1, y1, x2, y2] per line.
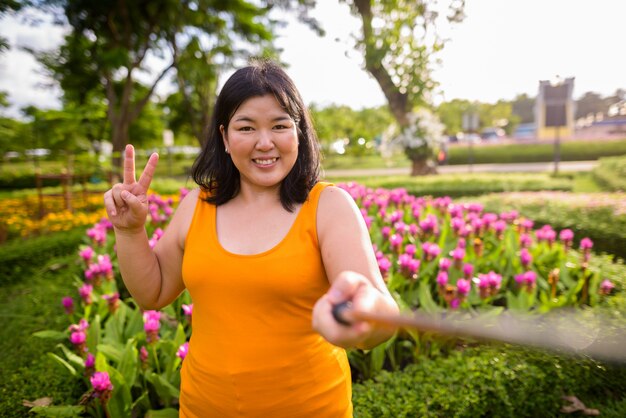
[255, 130, 275, 150]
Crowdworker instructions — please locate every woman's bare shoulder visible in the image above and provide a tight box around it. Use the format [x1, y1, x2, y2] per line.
[317, 185, 361, 229]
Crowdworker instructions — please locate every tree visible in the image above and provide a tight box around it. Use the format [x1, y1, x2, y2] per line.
[343, 0, 465, 175]
[511, 93, 535, 124]
[310, 104, 393, 155]
[31, 0, 282, 175]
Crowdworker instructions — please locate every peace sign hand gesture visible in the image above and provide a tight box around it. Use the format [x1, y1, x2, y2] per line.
[104, 144, 159, 233]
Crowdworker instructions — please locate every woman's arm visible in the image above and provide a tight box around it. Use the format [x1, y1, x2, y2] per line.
[313, 185, 399, 349]
[104, 144, 193, 310]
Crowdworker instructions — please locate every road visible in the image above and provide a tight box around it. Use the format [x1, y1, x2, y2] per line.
[323, 160, 597, 178]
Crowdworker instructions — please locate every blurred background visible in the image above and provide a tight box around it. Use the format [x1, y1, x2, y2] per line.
[0, 0, 624, 180]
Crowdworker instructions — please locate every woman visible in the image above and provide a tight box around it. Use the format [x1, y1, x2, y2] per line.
[104, 60, 398, 417]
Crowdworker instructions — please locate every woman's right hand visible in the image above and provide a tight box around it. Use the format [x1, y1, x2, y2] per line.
[104, 144, 159, 233]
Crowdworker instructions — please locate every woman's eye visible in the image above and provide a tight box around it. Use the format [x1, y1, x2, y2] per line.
[274, 124, 289, 130]
[238, 126, 253, 132]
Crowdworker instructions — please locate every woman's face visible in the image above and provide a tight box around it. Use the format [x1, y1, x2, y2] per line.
[220, 94, 299, 192]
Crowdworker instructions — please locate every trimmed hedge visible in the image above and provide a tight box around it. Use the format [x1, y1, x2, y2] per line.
[353, 346, 626, 418]
[592, 156, 626, 192]
[447, 138, 626, 165]
[327, 173, 573, 198]
[0, 227, 86, 287]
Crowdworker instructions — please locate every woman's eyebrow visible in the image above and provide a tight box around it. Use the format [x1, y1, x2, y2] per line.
[233, 115, 292, 123]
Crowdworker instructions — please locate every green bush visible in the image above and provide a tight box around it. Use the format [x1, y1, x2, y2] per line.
[447, 138, 626, 165]
[474, 192, 626, 261]
[0, 228, 86, 286]
[327, 173, 572, 198]
[592, 156, 626, 191]
[353, 346, 626, 418]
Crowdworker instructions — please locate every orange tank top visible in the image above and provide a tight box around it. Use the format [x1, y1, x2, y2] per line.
[180, 182, 352, 417]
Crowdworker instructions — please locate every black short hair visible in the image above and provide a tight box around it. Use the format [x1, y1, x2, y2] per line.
[191, 59, 321, 211]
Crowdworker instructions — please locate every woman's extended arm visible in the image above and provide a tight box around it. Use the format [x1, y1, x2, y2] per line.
[103, 144, 191, 310]
[313, 185, 399, 349]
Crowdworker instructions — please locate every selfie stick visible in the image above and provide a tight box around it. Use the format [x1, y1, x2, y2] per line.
[332, 301, 626, 363]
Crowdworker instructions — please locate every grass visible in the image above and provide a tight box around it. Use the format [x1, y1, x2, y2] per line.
[0, 253, 85, 418]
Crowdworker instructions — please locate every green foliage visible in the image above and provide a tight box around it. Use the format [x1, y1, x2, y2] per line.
[310, 104, 393, 154]
[353, 346, 626, 418]
[474, 191, 626, 261]
[592, 155, 626, 191]
[0, 228, 86, 286]
[447, 138, 626, 165]
[328, 173, 573, 198]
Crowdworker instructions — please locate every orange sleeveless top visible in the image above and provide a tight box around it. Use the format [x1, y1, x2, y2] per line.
[180, 182, 352, 417]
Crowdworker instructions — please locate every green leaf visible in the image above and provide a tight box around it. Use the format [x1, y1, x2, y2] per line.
[117, 340, 139, 387]
[369, 343, 386, 375]
[147, 372, 181, 401]
[32, 330, 67, 341]
[97, 343, 123, 363]
[46, 353, 77, 377]
[145, 408, 180, 418]
[100, 363, 132, 418]
[29, 405, 85, 417]
[56, 343, 86, 369]
[417, 281, 440, 313]
[87, 314, 101, 354]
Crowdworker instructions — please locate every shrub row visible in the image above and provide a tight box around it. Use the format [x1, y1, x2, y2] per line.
[0, 228, 86, 287]
[446, 138, 626, 165]
[592, 156, 626, 192]
[473, 192, 626, 261]
[328, 173, 573, 198]
[352, 345, 626, 418]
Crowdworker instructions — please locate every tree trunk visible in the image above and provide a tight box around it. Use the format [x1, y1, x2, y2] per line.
[411, 157, 437, 176]
[110, 116, 130, 183]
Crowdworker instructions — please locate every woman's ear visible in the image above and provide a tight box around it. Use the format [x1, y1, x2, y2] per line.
[219, 125, 229, 153]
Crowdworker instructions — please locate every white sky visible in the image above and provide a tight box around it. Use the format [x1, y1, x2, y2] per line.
[0, 0, 624, 118]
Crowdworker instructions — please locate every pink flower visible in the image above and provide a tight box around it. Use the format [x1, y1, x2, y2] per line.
[422, 242, 441, 261]
[102, 293, 120, 313]
[140, 346, 149, 364]
[438, 257, 451, 272]
[90, 371, 113, 398]
[62, 296, 74, 314]
[520, 248, 533, 268]
[79, 246, 94, 263]
[404, 244, 417, 256]
[599, 279, 615, 295]
[85, 353, 95, 369]
[476, 271, 502, 298]
[398, 254, 420, 278]
[456, 279, 471, 296]
[70, 330, 86, 345]
[493, 220, 506, 238]
[177, 342, 189, 360]
[463, 263, 474, 279]
[182, 304, 193, 316]
[559, 229, 574, 243]
[515, 271, 537, 292]
[143, 310, 161, 343]
[519, 233, 532, 248]
[378, 257, 392, 277]
[79, 284, 93, 305]
[580, 237, 593, 250]
[389, 234, 403, 251]
[436, 271, 448, 287]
